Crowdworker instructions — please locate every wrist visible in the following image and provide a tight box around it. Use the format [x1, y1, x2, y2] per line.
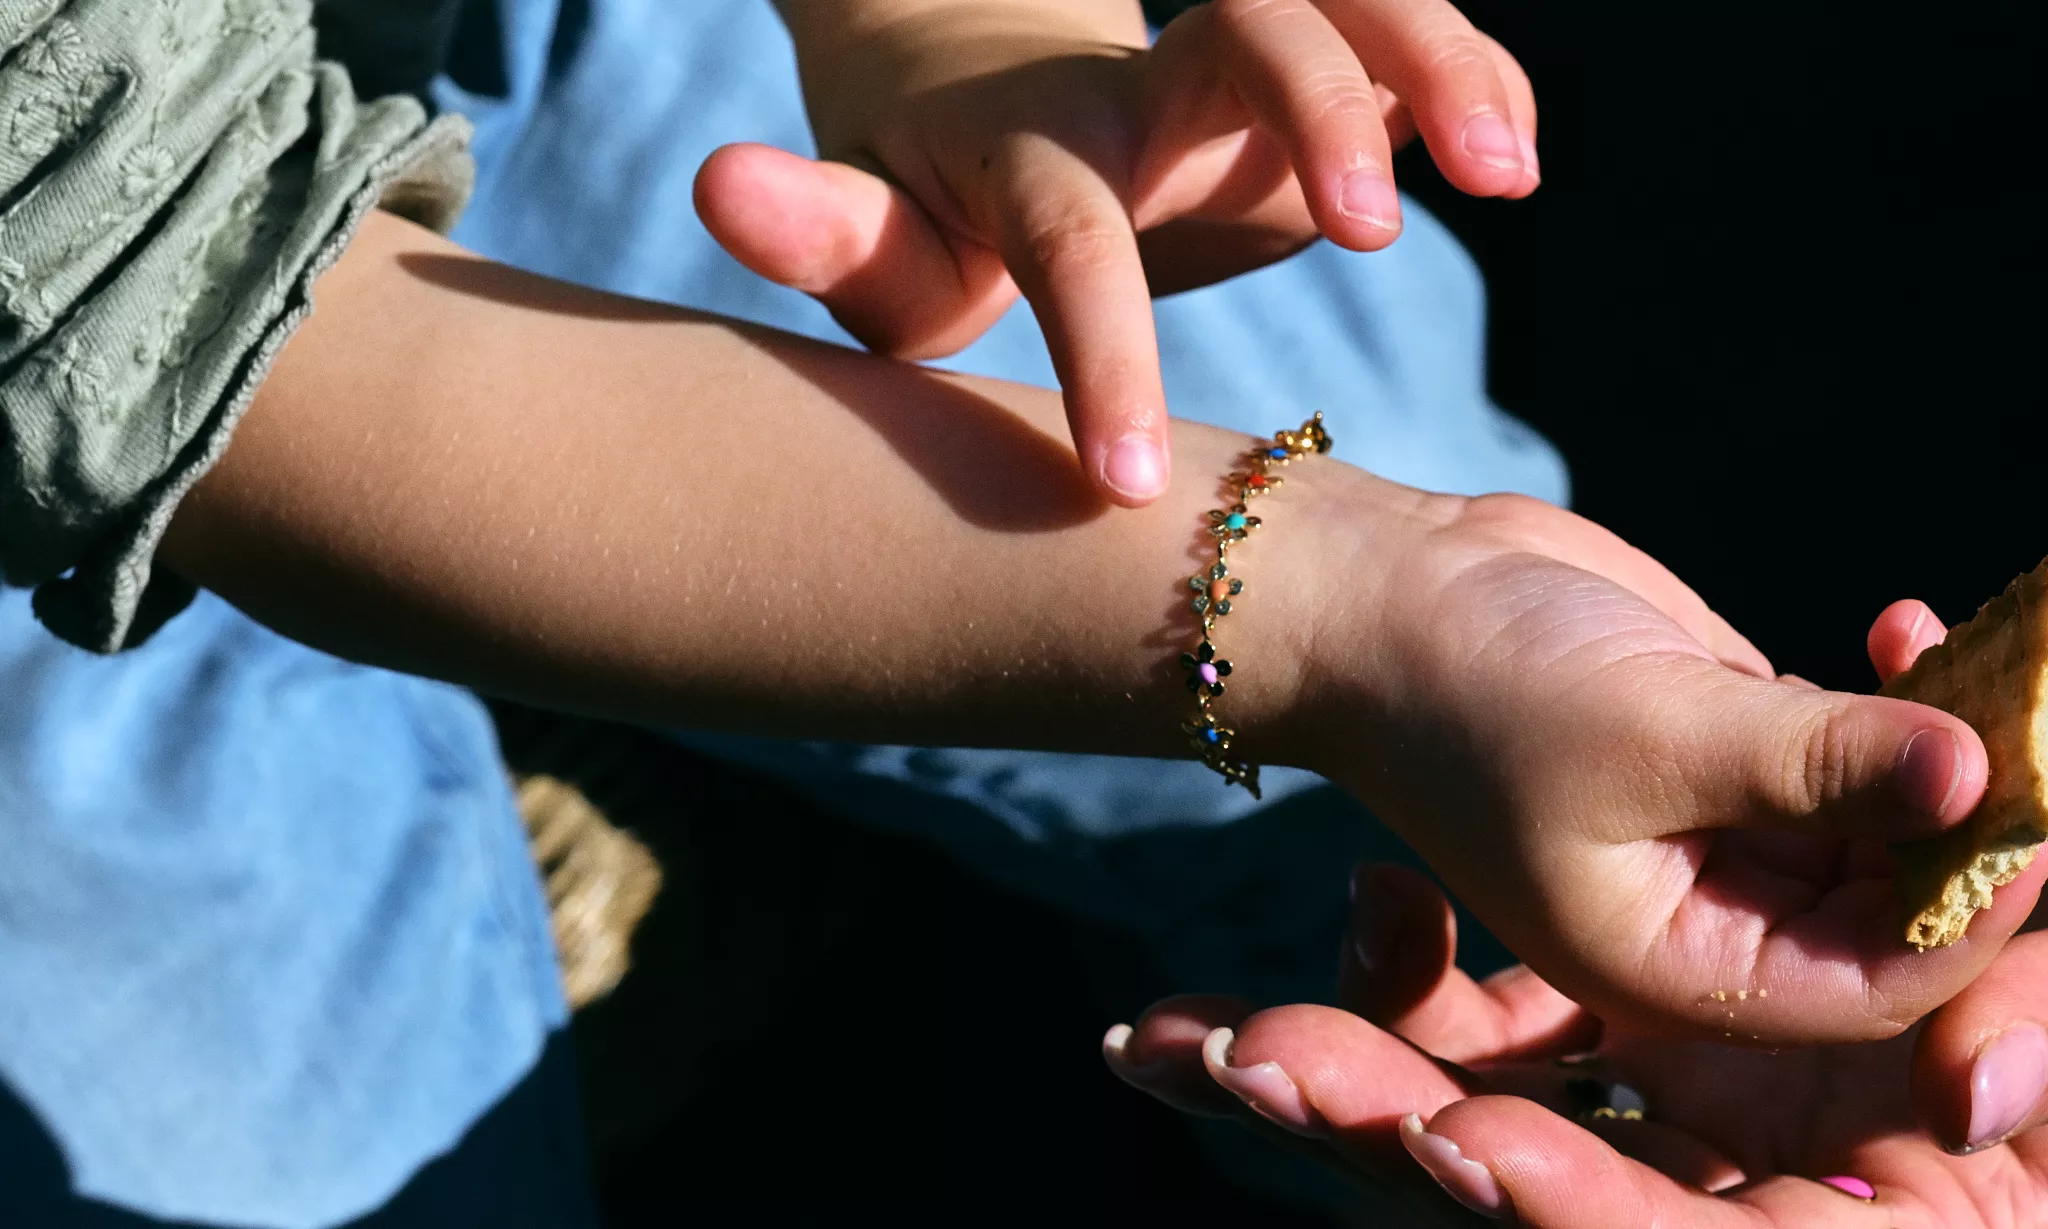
[1217, 455, 1469, 792]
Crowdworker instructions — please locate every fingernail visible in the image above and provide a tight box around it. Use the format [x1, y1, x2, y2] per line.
[1102, 1022, 1172, 1092]
[1517, 135, 1540, 184]
[1904, 601, 1930, 646]
[1400, 1112, 1508, 1219]
[1338, 170, 1402, 229]
[1819, 1175, 1876, 1201]
[1965, 1022, 2048, 1151]
[1102, 434, 1167, 500]
[1460, 114, 1522, 170]
[1201, 1027, 1329, 1139]
[1894, 728, 1963, 818]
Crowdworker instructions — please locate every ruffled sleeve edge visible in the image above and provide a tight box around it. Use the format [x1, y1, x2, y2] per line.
[33, 108, 476, 653]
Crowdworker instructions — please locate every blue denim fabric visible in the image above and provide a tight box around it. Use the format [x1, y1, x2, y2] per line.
[0, 587, 566, 1229]
[440, 0, 1568, 944]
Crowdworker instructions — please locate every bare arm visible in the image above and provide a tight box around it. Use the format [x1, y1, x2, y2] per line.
[159, 210, 1400, 762]
[158, 212, 2017, 1044]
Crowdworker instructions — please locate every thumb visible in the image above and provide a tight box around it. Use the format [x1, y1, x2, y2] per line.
[1657, 666, 1986, 843]
[693, 142, 1016, 359]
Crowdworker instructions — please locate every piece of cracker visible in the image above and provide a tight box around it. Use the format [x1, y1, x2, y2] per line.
[1882, 556, 2048, 950]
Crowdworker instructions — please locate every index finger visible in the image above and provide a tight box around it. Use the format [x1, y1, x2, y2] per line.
[982, 136, 1172, 507]
[1317, 0, 1529, 197]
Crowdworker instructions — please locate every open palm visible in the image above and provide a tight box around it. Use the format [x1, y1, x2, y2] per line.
[1108, 858, 2048, 1226]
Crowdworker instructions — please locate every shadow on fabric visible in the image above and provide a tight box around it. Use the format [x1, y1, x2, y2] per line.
[0, 1031, 598, 1229]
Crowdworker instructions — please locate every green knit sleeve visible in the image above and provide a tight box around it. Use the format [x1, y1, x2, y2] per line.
[0, 0, 473, 651]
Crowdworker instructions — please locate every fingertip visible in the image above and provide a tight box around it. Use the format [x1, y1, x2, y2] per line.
[1400, 1107, 1511, 1218]
[1498, 134, 1541, 199]
[1460, 112, 1520, 167]
[1116, 995, 1257, 1115]
[1868, 598, 1943, 683]
[1331, 169, 1404, 250]
[1447, 111, 1525, 197]
[1858, 703, 1985, 837]
[692, 142, 877, 294]
[1895, 726, 1971, 823]
[692, 142, 768, 246]
[1341, 862, 1455, 1015]
[1916, 931, 2048, 1153]
[1099, 431, 1172, 506]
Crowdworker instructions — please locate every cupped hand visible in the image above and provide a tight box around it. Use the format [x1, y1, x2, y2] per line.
[1312, 492, 2041, 1041]
[1103, 858, 2048, 1226]
[698, 0, 1538, 506]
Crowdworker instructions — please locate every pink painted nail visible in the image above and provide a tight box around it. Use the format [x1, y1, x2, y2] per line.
[1819, 1175, 1876, 1201]
[1966, 1022, 2048, 1151]
[1460, 114, 1521, 170]
[1401, 1113, 1508, 1219]
[1200, 1027, 1329, 1139]
[1337, 170, 1401, 230]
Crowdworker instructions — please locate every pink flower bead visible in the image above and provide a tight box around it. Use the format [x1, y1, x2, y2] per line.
[1198, 664, 1220, 686]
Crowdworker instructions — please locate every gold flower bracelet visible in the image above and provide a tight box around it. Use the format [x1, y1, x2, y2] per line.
[1179, 413, 1331, 799]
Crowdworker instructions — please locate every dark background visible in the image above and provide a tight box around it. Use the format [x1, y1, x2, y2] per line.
[1394, 0, 2038, 691]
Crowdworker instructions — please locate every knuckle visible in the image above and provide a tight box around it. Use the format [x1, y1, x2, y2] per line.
[1290, 63, 1385, 127]
[1451, 491, 1562, 541]
[1012, 202, 1130, 280]
[1214, 0, 1301, 36]
[1411, 21, 1499, 90]
[1787, 705, 1852, 815]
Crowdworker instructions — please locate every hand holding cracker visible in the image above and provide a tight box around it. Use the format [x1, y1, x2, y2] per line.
[1319, 495, 2047, 1045]
[1870, 562, 2048, 949]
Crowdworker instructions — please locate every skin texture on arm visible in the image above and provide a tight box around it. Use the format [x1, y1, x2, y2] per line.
[159, 209, 1376, 759]
[159, 211, 2031, 1045]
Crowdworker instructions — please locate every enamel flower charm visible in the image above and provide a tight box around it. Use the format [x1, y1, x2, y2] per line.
[1188, 561, 1244, 617]
[1208, 503, 1260, 542]
[1181, 640, 1232, 697]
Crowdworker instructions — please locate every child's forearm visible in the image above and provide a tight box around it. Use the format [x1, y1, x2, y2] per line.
[158, 221, 2020, 1046]
[161, 211, 1420, 764]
